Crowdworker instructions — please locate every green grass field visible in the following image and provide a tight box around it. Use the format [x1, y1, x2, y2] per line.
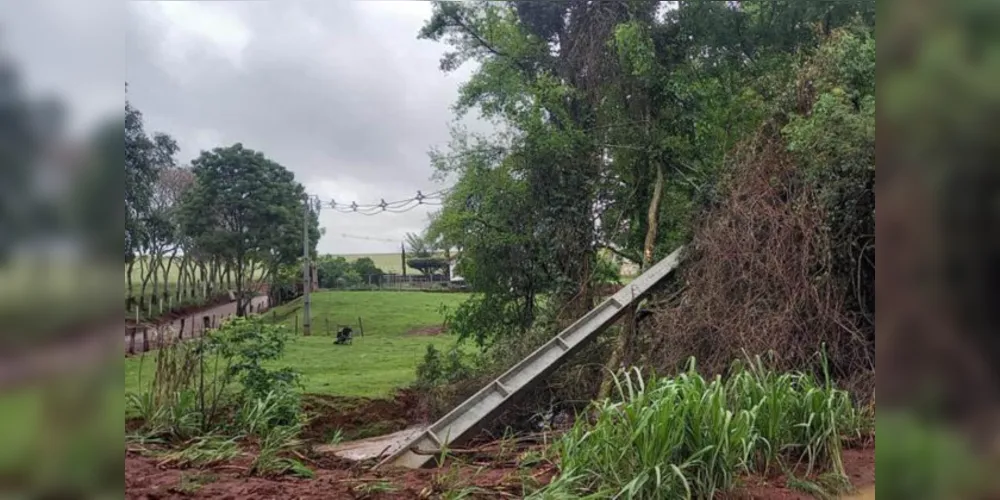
[125, 290, 471, 398]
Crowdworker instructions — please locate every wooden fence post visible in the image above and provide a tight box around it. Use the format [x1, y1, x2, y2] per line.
[358, 316, 364, 337]
[179, 318, 185, 340]
[142, 328, 149, 352]
[295, 315, 299, 335]
[128, 327, 136, 355]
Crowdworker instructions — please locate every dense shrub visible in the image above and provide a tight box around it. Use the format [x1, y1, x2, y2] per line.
[645, 26, 875, 397]
[534, 358, 867, 499]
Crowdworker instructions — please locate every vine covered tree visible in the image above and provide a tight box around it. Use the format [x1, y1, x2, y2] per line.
[420, 0, 876, 380]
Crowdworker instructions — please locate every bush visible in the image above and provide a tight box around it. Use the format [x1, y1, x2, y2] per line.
[415, 344, 477, 389]
[534, 358, 866, 499]
[208, 316, 301, 404]
[126, 317, 310, 477]
[592, 253, 622, 286]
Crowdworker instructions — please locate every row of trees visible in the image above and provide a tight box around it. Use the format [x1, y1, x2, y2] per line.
[315, 256, 384, 289]
[418, 0, 875, 355]
[125, 89, 320, 318]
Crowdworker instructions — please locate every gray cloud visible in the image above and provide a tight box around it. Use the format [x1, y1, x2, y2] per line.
[125, 1, 482, 255]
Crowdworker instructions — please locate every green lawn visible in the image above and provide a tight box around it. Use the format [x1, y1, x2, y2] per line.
[126, 290, 471, 398]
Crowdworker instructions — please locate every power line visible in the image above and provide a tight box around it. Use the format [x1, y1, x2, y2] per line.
[312, 188, 450, 215]
[340, 233, 399, 243]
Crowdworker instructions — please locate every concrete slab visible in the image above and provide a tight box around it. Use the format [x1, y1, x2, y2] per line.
[384, 247, 686, 469]
[314, 426, 428, 462]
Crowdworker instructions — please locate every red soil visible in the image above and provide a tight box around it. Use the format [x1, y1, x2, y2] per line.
[127, 391, 875, 499]
[725, 447, 875, 499]
[126, 443, 874, 499]
[302, 390, 430, 443]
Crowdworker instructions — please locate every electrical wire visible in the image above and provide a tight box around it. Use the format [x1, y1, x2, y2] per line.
[312, 188, 450, 215]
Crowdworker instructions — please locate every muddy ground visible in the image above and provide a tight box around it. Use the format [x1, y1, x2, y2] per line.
[302, 390, 429, 443]
[125, 446, 874, 499]
[126, 393, 875, 499]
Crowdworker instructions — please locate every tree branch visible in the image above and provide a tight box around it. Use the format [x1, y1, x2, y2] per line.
[600, 244, 641, 265]
[452, 13, 509, 59]
[448, 10, 537, 75]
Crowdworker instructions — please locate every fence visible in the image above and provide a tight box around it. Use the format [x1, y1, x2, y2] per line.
[124, 295, 272, 355]
[125, 281, 270, 322]
[324, 273, 467, 292]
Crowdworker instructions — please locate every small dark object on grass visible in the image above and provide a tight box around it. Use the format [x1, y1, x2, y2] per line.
[335, 326, 353, 345]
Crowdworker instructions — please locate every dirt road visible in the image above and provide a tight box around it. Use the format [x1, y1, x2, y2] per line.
[124, 295, 270, 354]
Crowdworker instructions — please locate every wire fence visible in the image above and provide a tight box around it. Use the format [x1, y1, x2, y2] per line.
[321, 273, 468, 292]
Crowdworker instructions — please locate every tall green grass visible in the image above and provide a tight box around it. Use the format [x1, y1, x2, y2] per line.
[127, 317, 312, 478]
[533, 358, 866, 499]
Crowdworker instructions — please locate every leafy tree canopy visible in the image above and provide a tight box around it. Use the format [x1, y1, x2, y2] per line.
[179, 143, 319, 314]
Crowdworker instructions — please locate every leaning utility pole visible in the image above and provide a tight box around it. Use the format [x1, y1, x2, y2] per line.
[302, 194, 312, 336]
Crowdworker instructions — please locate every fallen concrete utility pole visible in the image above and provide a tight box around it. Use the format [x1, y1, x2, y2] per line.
[383, 246, 685, 469]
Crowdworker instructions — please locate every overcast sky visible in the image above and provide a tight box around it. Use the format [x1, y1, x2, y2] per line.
[122, 1, 481, 255]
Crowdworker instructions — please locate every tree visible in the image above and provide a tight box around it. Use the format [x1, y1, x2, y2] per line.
[125, 93, 180, 313]
[152, 166, 195, 307]
[419, 0, 876, 360]
[407, 257, 450, 277]
[404, 231, 447, 277]
[427, 145, 547, 345]
[316, 255, 351, 288]
[351, 257, 384, 284]
[421, 1, 636, 344]
[404, 232, 433, 258]
[179, 144, 319, 316]
[138, 141, 182, 313]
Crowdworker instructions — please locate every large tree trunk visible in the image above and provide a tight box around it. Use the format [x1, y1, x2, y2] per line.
[642, 164, 665, 269]
[598, 162, 664, 401]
